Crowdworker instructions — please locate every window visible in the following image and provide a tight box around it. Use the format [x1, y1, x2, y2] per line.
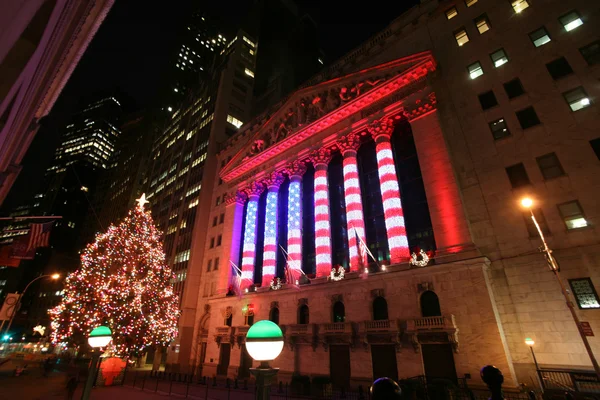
[546, 57, 573, 80]
[206, 259, 212, 271]
[216, 196, 221, 206]
[590, 138, 600, 161]
[558, 200, 588, 229]
[373, 297, 389, 321]
[580, 41, 600, 66]
[421, 291, 442, 317]
[489, 117, 510, 140]
[226, 114, 243, 128]
[569, 278, 600, 309]
[214, 257, 219, 270]
[490, 48, 509, 67]
[333, 301, 345, 322]
[523, 209, 550, 237]
[244, 68, 254, 78]
[563, 87, 591, 112]
[445, 7, 458, 20]
[455, 28, 470, 47]
[536, 153, 565, 179]
[298, 304, 309, 324]
[269, 307, 280, 324]
[478, 90, 498, 110]
[468, 61, 484, 79]
[209, 237, 215, 248]
[505, 163, 531, 188]
[217, 235, 222, 246]
[219, 213, 225, 224]
[516, 106, 541, 129]
[212, 216, 218, 227]
[559, 10, 583, 32]
[475, 15, 490, 34]
[529, 27, 551, 48]
[511, 0, 529, 13]
[465, 0, 477, 7]
[503, 78, 525, 99]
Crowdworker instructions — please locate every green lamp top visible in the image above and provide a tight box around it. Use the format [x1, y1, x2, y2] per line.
[246, 320, 283, 342]
[90, 326, 112, 337]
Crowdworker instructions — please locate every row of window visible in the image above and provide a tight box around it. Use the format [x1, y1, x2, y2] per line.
[207, 257, 220, 272]
[447, 0, 529, 19]
[209, 234, 222, 249]
[212, 213, 225, 227]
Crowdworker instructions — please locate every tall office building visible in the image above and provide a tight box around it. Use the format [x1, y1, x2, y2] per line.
[188, 0, 600, 393]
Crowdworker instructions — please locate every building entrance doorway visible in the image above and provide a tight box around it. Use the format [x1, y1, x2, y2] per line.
[371, 344, 398, 381]
[329, 345, 350, 389]
[421, 343, 457, 382]
[217, 343, 231, 376]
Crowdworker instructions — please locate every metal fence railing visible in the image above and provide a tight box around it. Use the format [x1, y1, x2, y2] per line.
[538, 369, 600, 394]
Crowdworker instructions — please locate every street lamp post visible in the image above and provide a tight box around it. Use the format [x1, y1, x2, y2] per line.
[245, 320, 284, 400]
[2, 273, 60, 335]
[525, 338, 544, 391]
[82, 326, 112, 400]
[521, 198, 600, 378]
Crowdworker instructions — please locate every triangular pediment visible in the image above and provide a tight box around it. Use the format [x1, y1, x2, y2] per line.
[221, 51, 436, 183]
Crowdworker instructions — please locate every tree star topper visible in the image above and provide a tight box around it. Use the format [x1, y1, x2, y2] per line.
[136, 193, 149, 210]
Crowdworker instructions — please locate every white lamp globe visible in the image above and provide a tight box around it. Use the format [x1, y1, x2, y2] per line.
[88, 326, 112, 348]
[245, 320, 284, 362]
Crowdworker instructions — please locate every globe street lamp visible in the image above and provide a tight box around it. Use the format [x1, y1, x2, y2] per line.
[525, 338, 544, 391]
[521, 198, 600, 378]
[245, 320, 284, 400]
[2, 273, 60, 335]
[82, 326, 112, 400]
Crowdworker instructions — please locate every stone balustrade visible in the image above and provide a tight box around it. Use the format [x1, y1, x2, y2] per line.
[358, 319, 400, 333]
[405, 314, 456, 331]
[320, 322, 354, 335]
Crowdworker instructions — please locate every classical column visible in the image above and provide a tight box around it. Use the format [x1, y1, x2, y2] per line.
[368, 117, 410, 264]
[220, 190, 247, 294]
[240, 181, 265, 291]
[309, 148, 333, 278]
[261, 172, 285, 287]
[284, 160, 307, 280]
[338, 132, 368, 272]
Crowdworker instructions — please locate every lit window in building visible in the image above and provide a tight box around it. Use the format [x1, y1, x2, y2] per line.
[465, 0, 477, 7]
[243, 36, 256, 48]
[167, 107, 173, 112]
[490, 48, 509, 68]
[244, 68, 254, 78]
[454, 28, 469, 46]
[445, 7, 458, 20]
[563, 87, 591, 112]
[188, 198, 199, 208]
[174, 88, 179, 92]
[489, 118, 510, 140]
[475, 15, 490, 34]
[226, 115, 243, 128]
[511, 0, 529, 13]
[529, 27, 551, 48]
[560, 10, 583, 32]
[467, 61, 483, 79]
[558, 201, 588, 229]
[80, 186, 88, 192]
[570, 278, 600, 309]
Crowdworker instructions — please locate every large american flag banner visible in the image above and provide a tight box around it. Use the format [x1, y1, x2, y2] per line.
[26, 222, 53, 251]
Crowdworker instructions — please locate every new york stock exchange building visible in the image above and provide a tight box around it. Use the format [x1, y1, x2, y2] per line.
[181, 0, 600, 391]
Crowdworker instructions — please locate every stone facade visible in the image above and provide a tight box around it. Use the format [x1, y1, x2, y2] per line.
[175, 0, 600, 390]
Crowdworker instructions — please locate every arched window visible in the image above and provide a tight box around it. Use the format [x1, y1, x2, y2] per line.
[333, 301, 345, 323]
[372, 296, 388, 320]
[225, 314, 232, 327]
[420, 291, 442, 317]
[269, 307, 279, 325]
[298, 304, 309, 324]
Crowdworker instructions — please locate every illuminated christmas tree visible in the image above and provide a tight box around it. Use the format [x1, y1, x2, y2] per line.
[50, 194, 179, 357]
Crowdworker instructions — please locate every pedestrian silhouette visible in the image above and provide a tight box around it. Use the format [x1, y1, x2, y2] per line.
[370, 377, 402, 400]
[66, 375, 78, 400]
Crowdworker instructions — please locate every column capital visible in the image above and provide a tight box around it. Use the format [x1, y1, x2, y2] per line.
[284, 160, 307, 179]
[244, 181, 265, 199]
[225, 190, 247, 206]
[309, 147, 333, 167]
[264, 171, 285, 190]
[337, 132, 363, 155]
[367, 117, 396, 141]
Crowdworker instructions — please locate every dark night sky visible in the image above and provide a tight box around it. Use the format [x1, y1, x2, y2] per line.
[3, 0, 419, 212]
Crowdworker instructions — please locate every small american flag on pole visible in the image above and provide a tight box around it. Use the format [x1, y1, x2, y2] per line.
[26, 222, 53, 251]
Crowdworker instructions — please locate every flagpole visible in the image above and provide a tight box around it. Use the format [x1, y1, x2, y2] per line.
[349, 224, 380, 270]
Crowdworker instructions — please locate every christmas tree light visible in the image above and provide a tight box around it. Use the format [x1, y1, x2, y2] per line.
[50, 196, 179, 357]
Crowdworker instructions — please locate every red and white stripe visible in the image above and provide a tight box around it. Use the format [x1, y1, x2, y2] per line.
[342, 153, 367, 271]
[240, 198, 259, 290]
[287, 178, 303, 275]
[314, 165, 332, 277]
[375, 139, 409, 263]
[261, 189, 279, 287]
[27, 222, 52, 251]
